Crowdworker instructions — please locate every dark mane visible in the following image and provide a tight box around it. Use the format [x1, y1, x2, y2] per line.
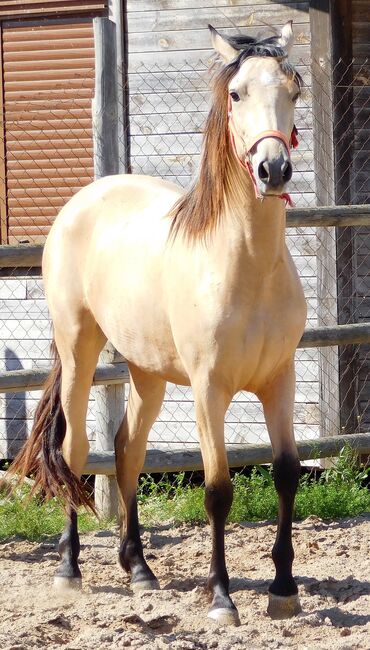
[169, 31, 302, 242]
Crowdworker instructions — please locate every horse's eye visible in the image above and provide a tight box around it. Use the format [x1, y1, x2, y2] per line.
[230, 91, 240, 102]
[292, 93, 300, 103]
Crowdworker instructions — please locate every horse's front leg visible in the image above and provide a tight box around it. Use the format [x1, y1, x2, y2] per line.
[193, 379, 239, 626]
[259, 361, 302, 619]
[115, 367, 166, 591]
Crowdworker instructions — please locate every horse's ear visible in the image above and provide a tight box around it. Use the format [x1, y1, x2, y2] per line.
[209, 25, 238, 63]
[277, 20, 294, 56]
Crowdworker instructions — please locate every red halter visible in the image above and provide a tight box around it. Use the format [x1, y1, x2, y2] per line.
[227, 98, 299, 206]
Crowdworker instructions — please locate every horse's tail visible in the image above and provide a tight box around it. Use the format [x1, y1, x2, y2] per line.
[9, 340, 94, 511]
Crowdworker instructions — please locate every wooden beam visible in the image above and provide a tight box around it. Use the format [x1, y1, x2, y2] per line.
[298, 323, 370, 348]
[331, 0, 357, 436]
[94, 344, 124, 519]
[0, 323, 369, 395]
[0, 244, 43, 268]
[1, 207, 370, 268]
[92, 17, 121, 518]
[310, 0, 339, 440]
[0, 362, 129, 394]
[85, 433, 370, 475]
[109, 0, 131, 173]
[93, 16, 119, 178]
[286, 205, 370, 228]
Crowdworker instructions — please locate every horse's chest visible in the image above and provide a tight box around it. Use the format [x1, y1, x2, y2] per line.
[233, 286, 306, 389]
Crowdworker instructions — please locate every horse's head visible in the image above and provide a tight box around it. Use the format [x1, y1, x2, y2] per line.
[209, 22, 301, 199]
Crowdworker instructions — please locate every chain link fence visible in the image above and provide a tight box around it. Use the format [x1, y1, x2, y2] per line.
[0, 51, 369, 474]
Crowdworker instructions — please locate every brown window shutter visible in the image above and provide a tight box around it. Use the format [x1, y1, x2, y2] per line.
[0, 2, 107, 20]
[3, 20, 95, 243]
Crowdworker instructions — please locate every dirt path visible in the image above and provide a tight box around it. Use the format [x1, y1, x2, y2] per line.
[0, 514, 369, 649]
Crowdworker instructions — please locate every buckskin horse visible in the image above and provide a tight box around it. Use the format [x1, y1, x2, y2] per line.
[12, 22, 307, 625]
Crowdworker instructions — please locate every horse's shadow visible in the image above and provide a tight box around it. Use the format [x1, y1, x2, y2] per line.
[299, 575, 370, 603]
[316, 607, 370, 628]
[90, 585, 130, 596]
[164, 573, 370, 607]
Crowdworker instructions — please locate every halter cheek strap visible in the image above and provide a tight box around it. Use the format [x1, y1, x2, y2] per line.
[228, 99, 299, 206]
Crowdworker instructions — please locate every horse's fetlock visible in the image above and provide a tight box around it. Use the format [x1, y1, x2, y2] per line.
[207, 568, 229, 593]
[272, 540, 294, 567]
[119, 537, 143, 571]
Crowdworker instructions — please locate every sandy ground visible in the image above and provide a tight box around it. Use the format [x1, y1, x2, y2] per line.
[0, 514, 369, 650]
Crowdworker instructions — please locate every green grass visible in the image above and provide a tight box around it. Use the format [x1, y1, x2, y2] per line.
[0, 446, 369, 541]
[138, 446, 370, 525]
[0, 483, 114, 542]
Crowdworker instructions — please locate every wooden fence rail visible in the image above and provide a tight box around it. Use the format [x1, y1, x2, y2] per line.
[0, 205, 370, 269]
[0, 323, 369, 394]
[85, 432, 370, 475]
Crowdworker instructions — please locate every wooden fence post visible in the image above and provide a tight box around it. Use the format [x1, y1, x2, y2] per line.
[310, 2, 340, 443]
[94, 345, 125, 518]
[92, 15, 124, 518]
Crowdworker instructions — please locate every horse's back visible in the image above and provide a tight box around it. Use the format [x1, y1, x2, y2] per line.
[43, 173, 182, 290]
[42, 174, 188, 380]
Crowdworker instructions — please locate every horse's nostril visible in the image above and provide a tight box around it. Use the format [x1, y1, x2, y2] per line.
[282, 160, 293, 183]
[258, 161, 269, 182]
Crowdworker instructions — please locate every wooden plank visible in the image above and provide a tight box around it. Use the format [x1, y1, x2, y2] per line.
[1, 206, 369, 267]
[332, 0, 357, 436]
[128, 24, 311, 54]
[286, 205, 370, 227]
[128, 45, 311, 73]
[127, 0, 310, 12]
[0, 362, 130, 393]
[94, 344, 123, 519]
[127, 5, 310, 34]
[309, 0, 338, 436]
[85, 433, 370, 475]
[129, 71, 313, 102]
[92, 16, 119, 178]
[0, 325, 368, 396]
[298, 323, 370, 348]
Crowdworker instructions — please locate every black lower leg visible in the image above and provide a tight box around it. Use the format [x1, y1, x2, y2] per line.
[269, 452, 300, 597]
[55, 507, 81, 580]
[119, 497, 157, 586]
[205, 480, 236, 612]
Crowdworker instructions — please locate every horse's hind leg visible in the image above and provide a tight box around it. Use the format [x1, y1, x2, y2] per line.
[115, 366, 166, 591]
[258, 362, 302, 619]
[53, 315, 106, 589]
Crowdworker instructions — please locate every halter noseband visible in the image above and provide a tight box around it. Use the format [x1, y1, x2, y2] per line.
[227, 97, 299, 206]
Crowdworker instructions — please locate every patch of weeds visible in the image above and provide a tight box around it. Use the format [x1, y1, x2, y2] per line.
[0, 483, 114, 542]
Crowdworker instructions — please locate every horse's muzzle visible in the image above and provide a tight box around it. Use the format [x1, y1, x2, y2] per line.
[257, 157, 293, 191]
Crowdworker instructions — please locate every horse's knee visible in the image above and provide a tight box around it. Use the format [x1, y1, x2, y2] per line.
[205, 479, 233, 521]
[273, 452, 300, 498]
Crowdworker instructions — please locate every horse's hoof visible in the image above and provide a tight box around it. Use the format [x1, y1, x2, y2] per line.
[53, 576, 82, 592]
[267, 592, 302, 619]
[131, 578, 160, 593]
[207, 607, 241, 627]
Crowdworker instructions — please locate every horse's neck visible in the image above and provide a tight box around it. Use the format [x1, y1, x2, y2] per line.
[222, 166, 287, 274]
